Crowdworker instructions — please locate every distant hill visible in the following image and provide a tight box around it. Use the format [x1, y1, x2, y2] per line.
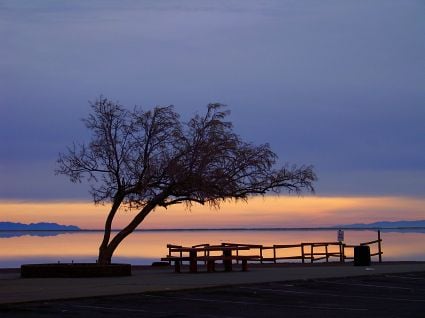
[0, 222, 80, 231]
[334, 220, 425, 228]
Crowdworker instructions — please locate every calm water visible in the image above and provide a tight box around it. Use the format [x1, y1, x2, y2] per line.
[1, 229, 424, 268]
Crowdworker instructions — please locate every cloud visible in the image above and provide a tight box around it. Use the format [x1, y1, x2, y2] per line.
[0, 0, 424, 200]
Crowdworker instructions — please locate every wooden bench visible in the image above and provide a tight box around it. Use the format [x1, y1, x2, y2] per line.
[161, 255, 260, 273]
[199, 255, 260, 272]
[160, 256, 191, 273]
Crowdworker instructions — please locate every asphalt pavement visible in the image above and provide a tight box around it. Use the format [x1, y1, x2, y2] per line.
[1, 271, 424, 317]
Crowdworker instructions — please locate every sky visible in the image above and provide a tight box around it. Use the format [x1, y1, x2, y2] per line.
[0, 0, 424, 229]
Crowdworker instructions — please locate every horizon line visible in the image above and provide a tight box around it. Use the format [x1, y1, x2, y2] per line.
[1, 226, 425, 232]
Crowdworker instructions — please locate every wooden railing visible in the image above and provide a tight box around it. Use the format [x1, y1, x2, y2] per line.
[167, 231, 383, 265]
[343, 230, 383, 263]
[308, 242, 348, 263]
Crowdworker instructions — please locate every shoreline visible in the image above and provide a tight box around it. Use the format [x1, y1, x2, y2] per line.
[2, 226, 425, 231]
[2, 260, 425, 276]
[2, 260, 425, 272]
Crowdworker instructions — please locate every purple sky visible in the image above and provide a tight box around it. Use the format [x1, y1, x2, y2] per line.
[1, 0, 424, 201]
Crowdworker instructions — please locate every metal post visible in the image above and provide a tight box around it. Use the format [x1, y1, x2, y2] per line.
[378, 230, 382, 263]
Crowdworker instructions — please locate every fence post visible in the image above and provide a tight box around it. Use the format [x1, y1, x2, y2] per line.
[273, 245, 276, 264]
[310, 244, 314, 263]
[301, 243, 304, 264]
[378, 230, 382, 263]
[325, 244, 329, 262]
[301, 244, 305, 263]
[339, 242, 344, 263]
[168, 246, 172, 265]
[189, 249, 197, 273]
[260, 246, 263, 264]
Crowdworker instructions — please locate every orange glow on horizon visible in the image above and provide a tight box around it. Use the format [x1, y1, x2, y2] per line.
[2, 231, 424, 265]
[0, 196, 424, 230]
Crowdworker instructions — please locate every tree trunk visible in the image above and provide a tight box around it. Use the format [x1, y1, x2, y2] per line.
[97, 194, 124, 264]
[98, 245, 114, 265]
[97, 223, 139, 265]
[97, 195, 163, 264]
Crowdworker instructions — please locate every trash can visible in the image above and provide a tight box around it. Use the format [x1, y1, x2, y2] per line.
[354, 245, 371, 266]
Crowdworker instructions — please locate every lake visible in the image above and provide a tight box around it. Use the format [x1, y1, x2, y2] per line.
[1, 229, 424, 268]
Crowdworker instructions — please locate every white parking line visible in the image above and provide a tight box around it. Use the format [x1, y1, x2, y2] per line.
[320, 280, 413, 291]
[72, 305, 166, 314]
[239, 286, 425, 303]
[72, 304, 237, 318]
[145, 294, 368, 312]
[385, 275, 425, 280]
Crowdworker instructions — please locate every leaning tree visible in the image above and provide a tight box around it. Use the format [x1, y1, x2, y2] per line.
[56, 98, 317, 264]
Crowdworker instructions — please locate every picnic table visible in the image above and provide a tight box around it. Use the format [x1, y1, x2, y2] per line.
[162, 245, 260, 273]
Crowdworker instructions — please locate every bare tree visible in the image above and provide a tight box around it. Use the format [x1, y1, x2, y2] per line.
[56, 98, 317, 264]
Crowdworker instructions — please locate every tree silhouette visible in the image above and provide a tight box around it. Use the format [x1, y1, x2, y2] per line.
[56, 98, 317, 264]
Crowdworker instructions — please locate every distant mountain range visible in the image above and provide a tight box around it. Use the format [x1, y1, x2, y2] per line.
[334, 220, 425, 228]
[1, 220, 424, 232]
[0, 222, 80, 231]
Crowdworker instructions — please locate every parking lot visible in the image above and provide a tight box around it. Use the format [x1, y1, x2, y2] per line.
[1, 271, 424, 317]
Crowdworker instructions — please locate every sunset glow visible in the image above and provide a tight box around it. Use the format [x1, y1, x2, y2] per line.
[2, 230, 424, 268]
[1, 196, 423, 229]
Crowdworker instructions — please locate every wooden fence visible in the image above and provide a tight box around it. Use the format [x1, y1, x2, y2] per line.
[168, 231, 383, 264]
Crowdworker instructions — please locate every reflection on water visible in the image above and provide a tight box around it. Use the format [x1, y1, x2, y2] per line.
[380, 228, 425, 234]
[0, 229, 424, 268]
[0, 231, 75, 238]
